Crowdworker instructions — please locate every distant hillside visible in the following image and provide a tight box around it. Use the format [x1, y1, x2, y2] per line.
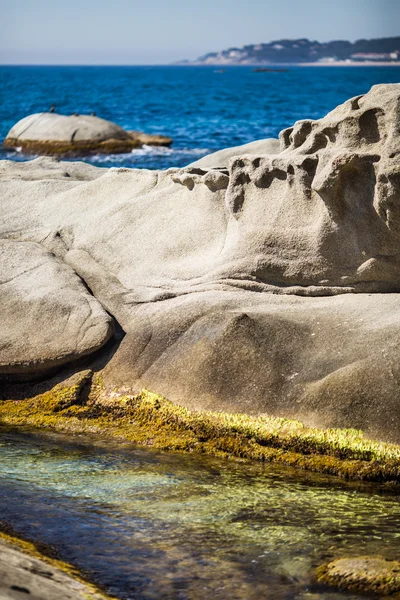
[188, 37, 400, 65]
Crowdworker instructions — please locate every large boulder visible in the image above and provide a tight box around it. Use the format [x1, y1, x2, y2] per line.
[1, 84, 400, 442]
[3, 113, 172, 156]
[0, 238, 113, 376]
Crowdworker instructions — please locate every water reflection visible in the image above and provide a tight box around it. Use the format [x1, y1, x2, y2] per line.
[0, 428, 399, 599]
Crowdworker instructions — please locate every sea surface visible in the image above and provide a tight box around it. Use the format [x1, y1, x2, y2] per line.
[1, 65, 399, 170]
[1, 428, 400, 600]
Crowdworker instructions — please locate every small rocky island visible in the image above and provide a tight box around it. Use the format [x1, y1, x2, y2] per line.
[3, 112, 172, 156]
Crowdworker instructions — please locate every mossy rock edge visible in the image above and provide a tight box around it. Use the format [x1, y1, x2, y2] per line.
[3, 137, 142, 156]
[3, 133, 171, 156]
[2, 371, 400, 483]
[317, 556, 400, 595]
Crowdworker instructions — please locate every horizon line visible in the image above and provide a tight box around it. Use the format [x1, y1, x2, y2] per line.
[1, 62, 400, 67]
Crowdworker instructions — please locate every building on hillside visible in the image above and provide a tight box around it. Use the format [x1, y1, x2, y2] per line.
[351, 51, 400, 61]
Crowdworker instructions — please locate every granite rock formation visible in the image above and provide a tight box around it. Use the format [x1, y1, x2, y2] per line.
[1, 84, 400, 442]
[3, 112, 172, 156]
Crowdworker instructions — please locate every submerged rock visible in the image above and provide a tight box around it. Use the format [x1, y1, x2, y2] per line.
[1, 84, 400, 444]
[317, 556, 400, 595]
[3, 112, 172, 156]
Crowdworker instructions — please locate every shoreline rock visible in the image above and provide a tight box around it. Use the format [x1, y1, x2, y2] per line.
[0, 529, 113, 600]
[317, 557, 400, 595]
[3, 112, 172, 156]
[0, 239, 114, 376]
[1, 84, 400, 446]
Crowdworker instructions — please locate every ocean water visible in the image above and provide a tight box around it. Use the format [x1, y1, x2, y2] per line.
[0, 65, 399, 170]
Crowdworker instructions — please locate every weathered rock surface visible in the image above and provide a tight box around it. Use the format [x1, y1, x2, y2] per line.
[0, 239, 113, 375]
[189, 138, 280, 168]
[1, 84, 400, 442]
[0, 538, 110, 600]
[3, 112, 172, 156]
[5, 112, 130, 144]
[317, 556, 400, 595]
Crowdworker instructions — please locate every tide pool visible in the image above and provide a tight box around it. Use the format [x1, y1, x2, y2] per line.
[0, 428, 399, 599]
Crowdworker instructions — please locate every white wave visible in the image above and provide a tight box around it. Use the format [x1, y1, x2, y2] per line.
[131, 145, 211, 156]
[0, 146, 213, 168]
[87, 146, 211, 163]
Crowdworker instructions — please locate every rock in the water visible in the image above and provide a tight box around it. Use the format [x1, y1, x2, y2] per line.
[317, 556, 400, 595]
[3, 112, 172, 156]
[188, 138, 280, 168]
[128, 130, 173, 147]
[1, 84, 400, 442]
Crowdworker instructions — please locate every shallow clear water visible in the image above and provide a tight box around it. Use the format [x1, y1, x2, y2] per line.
[1, 65, 399, 169]
[0, 428, 400, 599]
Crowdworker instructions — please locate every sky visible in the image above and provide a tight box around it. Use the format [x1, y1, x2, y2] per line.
[0, 0, 399, 65]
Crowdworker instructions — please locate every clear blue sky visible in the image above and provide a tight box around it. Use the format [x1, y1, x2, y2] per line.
[0, 0, 399, 65]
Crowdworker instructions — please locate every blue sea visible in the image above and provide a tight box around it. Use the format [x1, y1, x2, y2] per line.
[1, 65, 399, 170]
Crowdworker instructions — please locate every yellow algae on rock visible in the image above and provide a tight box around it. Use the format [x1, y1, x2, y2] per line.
[2, 374, 400, 483]
[317, 556, 400, 595]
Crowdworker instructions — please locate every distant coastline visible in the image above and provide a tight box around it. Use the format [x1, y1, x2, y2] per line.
[182, 36, 400, 66]
[177, 61, 400, 67]
[299, 61, 400, 66]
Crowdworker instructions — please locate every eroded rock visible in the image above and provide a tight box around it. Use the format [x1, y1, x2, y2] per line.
[0, 536, 110, 600]
[1, 84, 400, 442]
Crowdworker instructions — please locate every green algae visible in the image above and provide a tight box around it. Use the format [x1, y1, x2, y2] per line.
[1, 372, 400, 484]
[2, 137, 142, 157]
[3, 130, 172, 156]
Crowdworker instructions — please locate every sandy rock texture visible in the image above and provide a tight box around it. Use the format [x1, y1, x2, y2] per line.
[1, 84, 400, 442]
[3, 112, 172, 156]
[0, 538, 110, 600]
[0, 239, 113, 375]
